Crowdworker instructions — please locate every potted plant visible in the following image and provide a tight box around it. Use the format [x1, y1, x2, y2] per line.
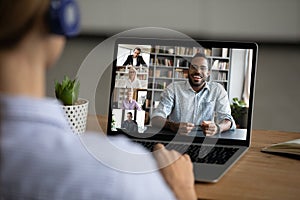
[55, 76, 89, 134]
[111, 114, 117, 131]
[230, 97, 248, 128]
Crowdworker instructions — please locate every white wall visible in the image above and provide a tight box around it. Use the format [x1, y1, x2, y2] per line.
[229, 49, 247, 101]
[254, 44, 300, 132]
[116, 46, 131, 66]
[78, 0, 300, 42]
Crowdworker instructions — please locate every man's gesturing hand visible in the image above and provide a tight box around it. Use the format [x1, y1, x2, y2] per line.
[170, 122, 195, 135]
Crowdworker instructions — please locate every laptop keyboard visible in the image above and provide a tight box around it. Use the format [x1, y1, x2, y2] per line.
[135, 141, 239, 165]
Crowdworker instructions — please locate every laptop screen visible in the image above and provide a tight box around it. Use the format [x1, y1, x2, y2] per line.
[108, 37, 257, 145]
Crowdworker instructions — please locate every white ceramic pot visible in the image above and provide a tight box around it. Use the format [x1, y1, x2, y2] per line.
[62, 99, 89, 134]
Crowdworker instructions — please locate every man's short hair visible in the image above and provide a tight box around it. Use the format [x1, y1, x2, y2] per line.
[134, 47, 141, 53]
[127, 112, 133, 117]
[192, 52, 207, 60]
[191, 53, 211, 70]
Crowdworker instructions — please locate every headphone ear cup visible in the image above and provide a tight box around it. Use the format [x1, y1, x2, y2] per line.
[49, 0, 80, 37]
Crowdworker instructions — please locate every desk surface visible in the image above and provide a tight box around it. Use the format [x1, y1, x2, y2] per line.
[87, 115, 300, 200]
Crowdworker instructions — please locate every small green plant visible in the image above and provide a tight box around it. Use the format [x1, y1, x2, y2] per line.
[231, 97, 248, 128]
[111, 114, 117, 131]
[55, 76, 80, 105]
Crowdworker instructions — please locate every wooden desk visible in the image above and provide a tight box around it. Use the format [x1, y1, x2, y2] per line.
[87, 116, 300, 199]
[196, 130, 300, 200]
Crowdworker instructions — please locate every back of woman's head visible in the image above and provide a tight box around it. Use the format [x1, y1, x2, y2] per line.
[0, 0, 50, 49]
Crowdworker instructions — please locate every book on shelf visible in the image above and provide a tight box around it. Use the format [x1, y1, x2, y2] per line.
[153, 45, 174, 54]
[217, 73, 222, 81]
[204, 48, 212, 56]
[175, 47, 194, 56]
[187, 47, 194, 55]
[164, 58, 168, 66]
[167, 71, 172, 78]
[148, 82, 167, 90]
[149, 69, 154, 77]
[212, 48, 229, 57]
[174, 69, 183, 79]
[161, 46, 167, 54]
[219, 61, 228, 70]
[176, 59, 180, 67]
[150, 58, 154, 65]
[151, 47, 156, 53]
[176, 58, 189, 68]
[154, 58, 159, 66]
[212, 60, 219, 70]
[216, 72, 227, 81]
[155, 70, 161, 78]
[165, 58, 173, 66]
[174, 69, 188, 79]
[261, 139, 300, 159]
[212, 60, 229, 70]
[155, 57, 173, 66]
[222, 48, 228, 57]
[193, 47, 203, 55]
[183, 71, 188, 78]
[222, 72, 227, 80]
[167, 47, 175, 55]
[155, 45, 160, 53]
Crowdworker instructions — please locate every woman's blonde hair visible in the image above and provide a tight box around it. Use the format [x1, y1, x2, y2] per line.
[128, 66, 138, 80]
[0, 0, 50, 49]
[128, 66, 138, 75]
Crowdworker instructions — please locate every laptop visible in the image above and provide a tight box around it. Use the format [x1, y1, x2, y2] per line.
[107, 37, 258, 183]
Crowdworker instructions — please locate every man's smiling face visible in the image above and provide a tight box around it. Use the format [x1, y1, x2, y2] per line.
[188, 56, 210, 89]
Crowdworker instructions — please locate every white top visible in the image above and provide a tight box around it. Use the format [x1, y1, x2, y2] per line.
[133, 57, 137, 66]
[125, 78, 142, 89]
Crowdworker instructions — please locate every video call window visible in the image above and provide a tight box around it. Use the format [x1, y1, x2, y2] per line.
[111, 43, 253, 140]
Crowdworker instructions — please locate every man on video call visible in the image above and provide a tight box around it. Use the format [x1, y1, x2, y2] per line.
[121, 112, 138, 133]
[123, 47, 147, 67]
[152, 53, 236, 136]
